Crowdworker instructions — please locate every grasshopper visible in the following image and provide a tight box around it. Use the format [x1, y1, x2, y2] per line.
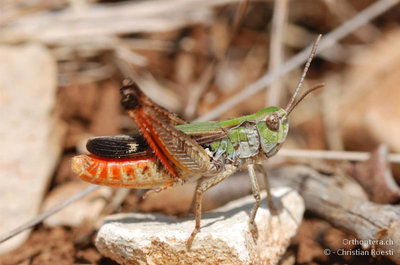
[72, 36, 321, 249]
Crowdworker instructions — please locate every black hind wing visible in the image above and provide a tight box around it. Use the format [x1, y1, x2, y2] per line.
[86, 133, 153, 158]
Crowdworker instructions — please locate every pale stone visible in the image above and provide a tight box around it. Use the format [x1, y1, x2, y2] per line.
[0, 44, 65, 254]
[42, 182, 112, 227]
[96, 187, 304, 265]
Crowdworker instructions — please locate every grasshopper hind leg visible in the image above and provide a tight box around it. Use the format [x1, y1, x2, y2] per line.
[186, 166, 236, 250]
[185, 179, 201, 217]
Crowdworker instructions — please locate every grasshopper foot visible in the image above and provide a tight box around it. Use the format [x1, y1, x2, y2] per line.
[249, 222, 259, 242]
[186, 228, 199, 251]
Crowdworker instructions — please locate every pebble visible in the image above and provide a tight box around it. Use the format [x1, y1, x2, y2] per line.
[96, 187, 304, 265]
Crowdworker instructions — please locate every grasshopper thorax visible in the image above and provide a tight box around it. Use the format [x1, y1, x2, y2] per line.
[256, 108, 288, 157]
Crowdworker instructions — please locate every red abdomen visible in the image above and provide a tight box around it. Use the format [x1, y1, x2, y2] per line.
[71, 154, 173, 189]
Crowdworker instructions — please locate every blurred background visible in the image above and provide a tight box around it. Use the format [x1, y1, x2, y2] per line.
[1, 0, 400, 264]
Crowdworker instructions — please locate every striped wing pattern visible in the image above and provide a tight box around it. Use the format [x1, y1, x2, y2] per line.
[143, 107, 211, 174]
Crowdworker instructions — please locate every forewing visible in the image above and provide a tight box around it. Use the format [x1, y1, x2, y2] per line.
[176, 121, 229, 145]
[194, 133, 228, 145]
[142, 107, 211, 174]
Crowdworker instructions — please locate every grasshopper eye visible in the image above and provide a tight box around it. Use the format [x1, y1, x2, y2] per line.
[266, 113, 280, 131]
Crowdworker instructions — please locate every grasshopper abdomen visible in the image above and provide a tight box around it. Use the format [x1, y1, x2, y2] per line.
[72, 154, 173, 189]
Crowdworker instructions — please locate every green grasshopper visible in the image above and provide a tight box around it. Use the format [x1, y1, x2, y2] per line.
[72, 36, 321, 249]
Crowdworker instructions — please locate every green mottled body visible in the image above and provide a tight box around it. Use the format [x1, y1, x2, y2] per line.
[176, 107, 289, 169]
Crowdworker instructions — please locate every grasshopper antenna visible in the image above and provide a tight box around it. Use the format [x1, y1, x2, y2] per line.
[286, 83, 324, 115]
[285, 34, 321, 114]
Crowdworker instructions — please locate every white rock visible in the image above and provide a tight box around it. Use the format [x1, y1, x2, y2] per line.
[96, 187, 304, 265]
[0, 44, 64, 254]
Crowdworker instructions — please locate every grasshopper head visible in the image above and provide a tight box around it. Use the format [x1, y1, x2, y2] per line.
[256, 83, 323, 157]
[256, 108, 289, 157]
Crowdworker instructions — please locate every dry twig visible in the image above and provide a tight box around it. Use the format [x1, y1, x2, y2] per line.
[266, 0, 289, 107]
[0, 185, 99, 244]
[277, 148, 400, 164]
[271, 165, 400, 264]
[0, 0, 243, 44]
[323, 0, 381, 42]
